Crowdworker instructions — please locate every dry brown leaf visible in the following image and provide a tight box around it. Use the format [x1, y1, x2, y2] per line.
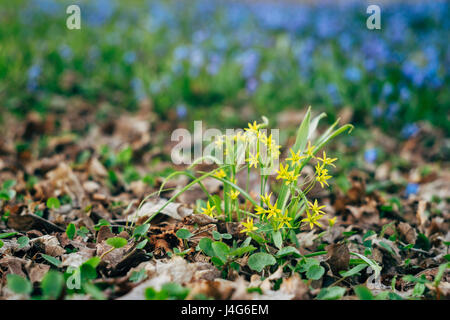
[326, 243, 350, 275]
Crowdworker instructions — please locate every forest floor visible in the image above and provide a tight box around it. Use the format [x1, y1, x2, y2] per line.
[0, 102, 448, 300]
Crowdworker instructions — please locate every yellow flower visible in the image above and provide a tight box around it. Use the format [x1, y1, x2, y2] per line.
[214, 169, 226, 179]
[274, 210, 293, 230]
[229, 189, 240, 200]
[201, 202, 216, 217]
[241, 218, 258, 234]
[328, 217, 337, 227]
[245, 121, 260, 135]
[262, 133, 274, 147]
[315, 166, 332, 188]
[214, 135, 224, 148]
[259, 132, 268, 144]
[255, 205, 268, 217]
[286, 148, 306, 165]
[276, 163, 290, 181]
[317, 151, 337, 167]
[260, 192, 272, 206]
[247, 152, 259, 168]
[301, 209, 323, 229]
[234, 131, 247, 143]
[270, 143, 281, 159]
[305, 141, 316, 158]
[308, 199, 326, 216]
[315, 163, 324, 175]
[266, 202, 281, 220]
[284, 169, 300, 185]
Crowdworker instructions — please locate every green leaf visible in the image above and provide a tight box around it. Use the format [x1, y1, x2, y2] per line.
[106, 237, 127, 248]
[41, 254, 61, 267]
[0, 189, 15, 201]
[129, 269, 147, 283]
[46, 197, 61, 209]
[306, 264, 325, 280]
[317, 286, 346, 300]
[66, 223, 76, 240]
[83, 283, 106, 300]
[402, 274, 430, 284]
[0, 240, 3, 248]
[339, 263, 368, 277]
[3, 179, 16, 189]
[248, 232, 266, 245]
[80, 257, 101, 281]
[161, 282, 190, 300]
[212, 230, 222, 240]
[212, 241, 230, 263]
[248, 252, 276, 272]
[412, 283, 425, 297]
[276, 246, 301, 258]
[297, 258, 319, 273]
[211, 256, 225, 267]
[434, 263, 449, 286]
[0, 232, 18, 239]
[222, 233, 232, 240]
[17, 236, 30, 249]
[378, 241, 395, 256]
[133, 224, 150, 238]
[272, 231, 282, 250]
[354, 286, 374, 300]
[350, 252, 382, 280]
[145, 287, 158, 300]
[84, 256, 101, 269]
[41, 271, 64, 299]
[292, 106, 311, 155]
[136, 239, 148, 249]
[176, 228, 193, 240]
[198, 238, 215, 257]
[229, 245, 256, 257]
[7, 274, 32, 295]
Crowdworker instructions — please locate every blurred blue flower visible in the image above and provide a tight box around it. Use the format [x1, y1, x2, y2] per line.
[401, 123, 419, 139]
[399, 86, 411, 101]
[237, 50, 260, 79]
[173, 46, 190, 61]
[246, 78, 259, 93]
[207, 54, 223, 75]
[372, 105, 383, 118]
[344, 67, 361, 82]
[261, 70, 274, 83]
[176, 104, 187, 119]
[59, 44, 73, 61]
[123, 51, 137, 64]
[326, 84, 341, 106]
[27, 64, 41, 92]
[382, 83, 393, 97]
[364, 148, 378, 164]
[190, 49, 204, 68]
[131, 78, 145, 101]
[405, 183, 419, 197]
[386, 103, 399, 120]
[85, 0, 117, 27]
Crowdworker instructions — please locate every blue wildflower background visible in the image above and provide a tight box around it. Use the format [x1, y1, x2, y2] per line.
[1, 0, 448, 134]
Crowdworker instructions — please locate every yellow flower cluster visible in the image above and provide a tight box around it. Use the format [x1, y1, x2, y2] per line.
[301, 199, 326, 229]
[240, 217, 258, 234]
[201, 202, 216, 217]
[253, 196, 293, 231]
[276, 163, 300, 185]
[299, 141, 337, 189]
